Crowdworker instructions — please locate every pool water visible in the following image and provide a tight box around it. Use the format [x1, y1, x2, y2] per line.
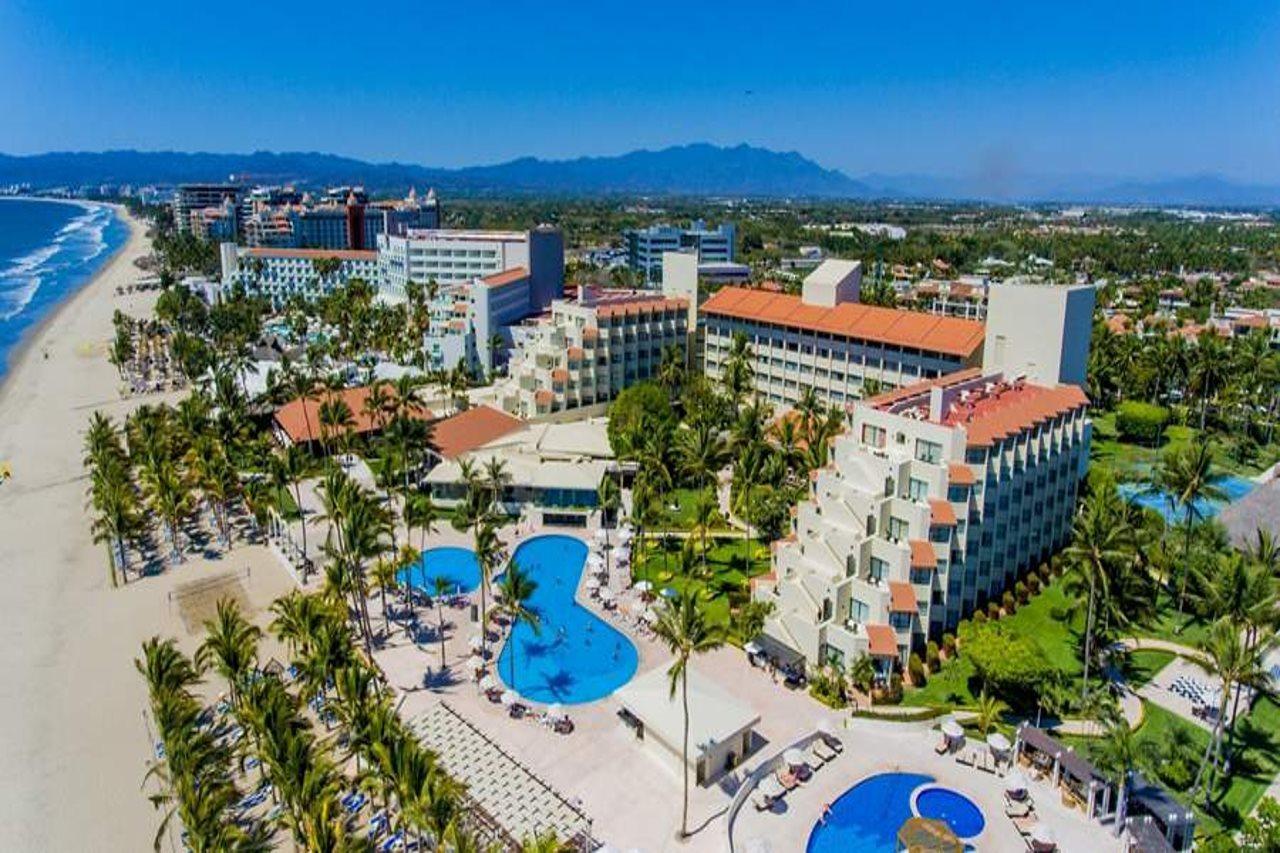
[914, 786, 985, 839]
[397, 546, 482, 595]
[806, 772, 933, 853]
[496, 535, 639, 705]
[1118, 475, 1254, 525]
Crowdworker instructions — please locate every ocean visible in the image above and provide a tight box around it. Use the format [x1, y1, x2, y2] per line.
[0, 198, 128, 381]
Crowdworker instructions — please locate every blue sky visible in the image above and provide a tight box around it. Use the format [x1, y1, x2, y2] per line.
[3, 0, 1279, 181]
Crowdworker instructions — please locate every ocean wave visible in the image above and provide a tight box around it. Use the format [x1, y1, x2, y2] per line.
[0, 205, 117, 322]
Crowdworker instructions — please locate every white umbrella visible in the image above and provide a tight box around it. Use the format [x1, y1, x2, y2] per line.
[587, 553, 604, 567]
[500, 690, 518, 707]
[467, 654, 485, 672]
[594, 529, 609, 543]
[547, 703, 566, 721]
[783, 748, 807, 767]
[941, 720, 965, 740]
[758, 776, 785, 799]
[1005, 770, 1029, 795]
[479, 674, 497, 691]
[634, 580, 653, 593]
[987, 732, 1012, 752]
[618, 528, 633, 543]
[615, 546, 631, 559]
[629, 599, 647, 617]
[468, 634, 484, 650]
[1030, 823, 1055, 846]
[817, 718, 839, 738]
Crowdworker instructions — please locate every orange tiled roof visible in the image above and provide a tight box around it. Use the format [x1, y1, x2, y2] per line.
[889, 581, 917, 613]
[866, 368, 984, 409]
[567, 347, 584, 359]
[947, 463, 976, 486]
[929, 499, 957, 526]
[909, 539, 937, 568]
[534, 390, 555, 405]
[866, 624, 898, 657]
[274, 385, 429, 445]
[481, 267, 529, 287]
[246, 247, 377, 261]
[595, 296, 687, 319]
[430, 405, 522, 459]
[551, 368, 569, 382]
[958, 384, 1089, 447]
[700, 287, 984, 357]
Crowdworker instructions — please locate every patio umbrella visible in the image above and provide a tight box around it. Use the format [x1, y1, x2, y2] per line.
[479, 674, 497, 692]
[594, 529, 609, 543]
[500, 690, 519, 707]
[587, 553, 604, 567]
[618, 528, 633, 543]
[634, 580, 653, 593]
[783, 748, 807, 767]
[642, 609, 658, 624]
[547, 703, 566, 721]
[468, 634, 484, 651]
[629, 599, 647, 617]
[615, 546, 631, 559]
[941, 720, 965, 740]
[1005, 770, 1029, 796]
[987, 732, 1012, 752]
[599, 587, 616, 602]
[757, 776, 785, 799]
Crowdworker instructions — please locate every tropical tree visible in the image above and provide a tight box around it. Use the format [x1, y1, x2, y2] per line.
[496, 561, 541, 688]
[471, 519, 505, 660]
[1151, 443, 1225, 610]
[651, 588, 725, 839]
[196, 598, 262, 709]
[1063, 484, 1133, 699]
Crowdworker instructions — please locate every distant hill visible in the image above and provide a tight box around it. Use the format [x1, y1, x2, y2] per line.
[0, 144, 875, 199]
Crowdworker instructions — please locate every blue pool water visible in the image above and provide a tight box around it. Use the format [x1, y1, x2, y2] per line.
[1118, 475, 1255, 525]
[495, 535, 638, 705]
[397, 546, 482, 595]
[807, 773, 933, 853]
[914, 786, 985, 839]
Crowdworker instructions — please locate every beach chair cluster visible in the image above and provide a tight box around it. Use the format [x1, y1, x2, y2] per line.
[751, 736, 842, 812]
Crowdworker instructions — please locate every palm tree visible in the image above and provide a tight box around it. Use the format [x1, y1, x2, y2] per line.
[483, 457, 511, 510]
[432, 576, 452, 669]
[521, 831, 574, 853]
[196, 599, 261, 709]
[88, 457, 142, 587]
[1151, 443, 1225, 611]
[1094, 712, 1140, 836]
[272, 444, 313, 557]
[1190, 332, 1231, 430]
[974, 690, 1006, 735]
[371, 555, 402, 637]
[405, 492, 441, 610]
[690, 490, 720, 576]
[651, 588, 725, 839]
[598, 472, 621, 532]
[471, 519, 505, 659]
[496, 561, 541, 688]
[1063, 485, 1132, 699]
[677, 421, 727, 492]
[141, 457, 192, 564]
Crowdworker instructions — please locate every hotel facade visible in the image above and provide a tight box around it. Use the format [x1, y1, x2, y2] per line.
[219, 245, 381, 306]
[752, 283, 1096, 672]
[625, 220, 736, 285]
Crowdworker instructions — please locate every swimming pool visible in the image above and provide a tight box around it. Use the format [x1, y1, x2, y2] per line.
[496, 535, 638, 705]
[1118, 475, 1255, 525]
[913, 785, 985, 839]
[397, 546, 482, 595]
[806, 773, 986, 851]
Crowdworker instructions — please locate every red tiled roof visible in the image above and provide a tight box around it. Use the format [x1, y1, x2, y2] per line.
[246, 247, 376, 261]
[929, 499, 957, 526]
[947, 463, 976, 486]
[957, 384, 1089, 447]
[481, 267, 529, 287]
[551, 368, 569, 382]
[866, 368, 985, 409]
[567, 347, 584, 359]
[889, 581, 918, 613]
[910, 539, 937, 568]
[534, 390, 555, 405]
[700, 288, 985, 357]
[430, 405, 522, 459]
[274, 385, 429, 445]
[866, 624, 898, 658]
[595, 297, 687, 319]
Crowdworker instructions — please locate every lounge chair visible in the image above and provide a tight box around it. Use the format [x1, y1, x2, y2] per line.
[934, 738, 949, 755]
[1010, 814, 1037, 836]
[957, 750, 975, 767]
[1005, 800, 1033, 819]
[803, 743, 827, 768]
[379, 830, 405, 852]
[775, 769, 800, 791]
[813, 739, 839, 762]
[367, 811, 390, 841]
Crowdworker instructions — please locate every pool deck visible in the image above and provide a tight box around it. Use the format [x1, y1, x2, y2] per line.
[370, 523, 1124, 851]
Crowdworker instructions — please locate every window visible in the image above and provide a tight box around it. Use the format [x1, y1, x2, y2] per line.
[908, 478, 929, 502]
[947, 485, 969, 502]
[861, 423, 886, 448]
[869, 557, 888, 582]
[888, 517, 910, 540]
[850, 598, 869, 623]
[890, 612, 912, 630]
[915, 439, 943, 464]
[910, 568, 933, 585]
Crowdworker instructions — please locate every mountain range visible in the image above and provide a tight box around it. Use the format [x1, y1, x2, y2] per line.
[1, 144, 1276, 207]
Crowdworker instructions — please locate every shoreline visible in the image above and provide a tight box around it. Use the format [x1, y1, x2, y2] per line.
[0, 200, 134, 404]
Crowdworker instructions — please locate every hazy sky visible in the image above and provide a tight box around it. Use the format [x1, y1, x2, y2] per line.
[3, 0, 1279, 181]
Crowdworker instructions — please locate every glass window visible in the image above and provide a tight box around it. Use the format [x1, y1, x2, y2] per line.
[915, 439, 943, 464]
[861, 423, 886, 448]
[888, 517, 910, 540]
[908, 478, 929, 501]
[869, 557, 888, 582]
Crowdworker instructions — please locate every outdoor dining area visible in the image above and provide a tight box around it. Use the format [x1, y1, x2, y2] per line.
[1122, 772, 1196, 853]
[1012, 724, 1115, 821]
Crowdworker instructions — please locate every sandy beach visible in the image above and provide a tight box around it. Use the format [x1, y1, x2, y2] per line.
[0, 208, 293, 849]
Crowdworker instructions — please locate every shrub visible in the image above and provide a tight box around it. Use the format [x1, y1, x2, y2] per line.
[1026, 574, 1042, 595]
[986, 601, 1001, 620]
[1002, 591, 1016, 613]
[964, 622, 1058, 709]
[942, 633, 957, 657]
[973, 610, 987, 625]
[807, 667, 847, 709]
[908, 653, 927, 686]
[1116, 400, 1171, 445]
[1014, 580, 1029, 603]
[873, 673, 904, 706]
[925, 641, 941, 672]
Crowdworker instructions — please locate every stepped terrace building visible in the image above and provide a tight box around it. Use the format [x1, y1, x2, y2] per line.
[219, 245, 381, 306]
[497, 287, 690, 418]
[701, 261, 985, 411]
[752, 368, 1090, 673]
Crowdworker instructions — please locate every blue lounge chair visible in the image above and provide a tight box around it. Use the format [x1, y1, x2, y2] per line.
[379, 830, 404, 852]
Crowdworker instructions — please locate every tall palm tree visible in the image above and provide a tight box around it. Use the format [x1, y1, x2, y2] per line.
[371, 555, 402, 637]
[677, 421, 727, 493]
[652, 589, 725, 839]
[432, 576, 452, 669]
[471, 519, 506, 660]
[1151, 443, 1226, 611]
[405, 492, 441, 608]
[690, 490, 720, 577]
[88, 456, 142, 587]
[1190, 332, 1231, 431]
[272, 444, 314, 557]
[196, 599, 261, 709]
[141, 457, 192, 564]
[1063, 485, 1132, 699]
[496, 561, 541, 688]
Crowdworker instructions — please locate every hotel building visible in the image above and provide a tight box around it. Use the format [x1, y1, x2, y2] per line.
[702, 260, 986, 410]
[497, 287, 690, 419]
[174, 183, 246, 235]
[752, 283, 1095, 672]
[625, 220, 736, 285]
[218, 244, 380, 306]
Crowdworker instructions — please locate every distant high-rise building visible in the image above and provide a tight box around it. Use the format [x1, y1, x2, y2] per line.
[624, 220, 736, 285]
[174, 183, 246, 235]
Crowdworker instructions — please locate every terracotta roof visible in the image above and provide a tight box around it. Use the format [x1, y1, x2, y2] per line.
[534, 390, 554, 405]
[866, 624, 898, 658]
[700, 288, 984, 357]
[889, 581, 918, 613]
[947, 463, 976, 486]
[929, 499, 958, 526]
[481, 267, 529, 287]
[957, 384, 1089, 447]
[595, 296, 687, 319]
[567, 347, 584, 359]
[551, 368, 569, 382]
[246, 247, 376, 261]
[274, 385, 429, 445]
[429, 405, 522, 459]
[582, 327, 599, 340]
[866, 368, 984, 409]
[909, 539, 937, 568]
[1106, 314, 1133, 334]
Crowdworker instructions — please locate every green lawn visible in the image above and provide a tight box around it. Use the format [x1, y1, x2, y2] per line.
[1138, 604, 1212, 649]
[655, 487, 730, 531]
[1122, 649, 1175, 688]
[1089, 410, 1271, 482]
[904, 578, 1085, 708]
[631, 538, 771, 637]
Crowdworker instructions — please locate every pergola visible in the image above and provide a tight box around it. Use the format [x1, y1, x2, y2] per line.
[1126, 772, 1196, 853]
[1014, 723, 1114, 820]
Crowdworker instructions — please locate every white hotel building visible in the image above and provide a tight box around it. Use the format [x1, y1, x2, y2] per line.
[701, 261, 986, 411]
[219, 244, 381, 306]
[752, 283, 1095, 672]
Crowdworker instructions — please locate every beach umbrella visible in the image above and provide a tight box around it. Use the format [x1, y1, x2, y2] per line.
[783, 748, 807, 767]
[987, 732, 1012, 752]
[599, 587, 616, 602]
[634, 580, 653, 593]
[468, 634, 484, 651]
[758, 776, 785, 799]
[467, 654, 485, 672]
[500, 690, 518, 707]
[547, 703, 566, 721]
[1005, 770, 1029, 796]
[479, 674, 497, 691]
[941, 720, 965, 740]
[587, 552, 604, 566]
